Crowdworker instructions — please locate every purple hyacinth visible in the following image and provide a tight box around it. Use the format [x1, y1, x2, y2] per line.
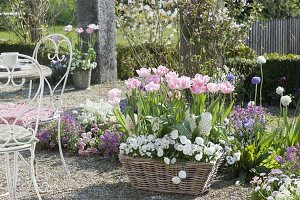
[251, 76, 261, 85]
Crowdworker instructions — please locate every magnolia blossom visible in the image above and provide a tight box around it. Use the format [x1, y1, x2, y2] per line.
[276, 86, 284, 95]
[64, 25, 72, 32]
[145, 81, 160, 92]
[257, 56, 266, 64]
[219, 82, 234, 94]
[125, 78, 141, 89]
[136, 67, 151, 78]
[152, 65, 169, 76]
[207, 83, 220, 93]
[178, 170, 187, 179]
[172, 176, 181, 184]
[280, 95, 292, 106]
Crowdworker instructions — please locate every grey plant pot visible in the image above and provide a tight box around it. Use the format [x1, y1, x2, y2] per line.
[72, 69, 92, 90]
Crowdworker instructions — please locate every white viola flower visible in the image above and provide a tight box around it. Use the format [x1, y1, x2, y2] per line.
[199, 112, 212, 136]
[206, 146, 216, 156]
[164, 157, 170, 165]
[234, 152, 241, 161]
[223, 118, 229, 126]
[179, 136, 188, 144]
[170, 129, 179, 140]
[170, 157, 176, 164]
[254, 186, 261, 192]
[247, 101, 255, 107]
[266, 196, 274, 200]
[195, 137, 204, 145]
[219, 139, 226, 145]
[182, 144, 192, 155]
[225, 146, 232, 152]
[178, 170, 187, 179]
[266, 186, 271, 191]
[172, 176, 181, 184]
[195, 153, 203, 161]
[177, 144, 184, 151]
[157, 149, 163, 157]
[257, 56, 266, 64]
[276, 86, 284, 95]
[280, 95, 292, 106]
[146, 152, 152, 157]
[226, 156, 236, 165]
[72, 110, 78, 115]
[147, 134, 155, 142]
[228, 136, 235, 142]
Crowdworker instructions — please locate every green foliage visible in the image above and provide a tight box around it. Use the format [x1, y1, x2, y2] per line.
[47, 0, 76, 25]
[259, 0, 300, 19]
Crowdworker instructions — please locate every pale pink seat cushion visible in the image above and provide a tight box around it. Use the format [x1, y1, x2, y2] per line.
[0, 103, 55, 126]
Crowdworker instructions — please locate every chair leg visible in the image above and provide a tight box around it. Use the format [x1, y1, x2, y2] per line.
[29, 145, 42, 200]
[56, 116, 72, 182]
[4, 153, 14, 200]
[12, 152, 19, 197]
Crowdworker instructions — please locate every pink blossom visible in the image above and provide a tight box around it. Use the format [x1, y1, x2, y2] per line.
[125, 78, 141, 89]
[91, 147, 98, 154]
[193, 74, 210, 85]
[207, 83, 220, 93]
[145, 75, 161, 84]
[168, 91, 173, 98]
[191, 83, 206, 94]
[177, 76, 191, 90]
[108, 97, 121, 106]
[88, 24, 99, 30]
[165, 71, 179, 81]
[86, 27, 94, 34]
[219, 82, 235, 94]
[167, 78, 179, 90]
[64, 25, 72, 32]
[145, 81, 160, 92]
[152, 65, 169, 76]
[136, 68, 151, 78]
[77, 138, 86, 147]
[76, 27, 84, 34]
[108, 88, 122, 99]
[78, 146, 91, 156]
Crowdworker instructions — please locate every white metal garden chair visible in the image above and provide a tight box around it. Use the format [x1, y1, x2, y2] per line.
[31, 34, 73, 182]
[0, 53, 44, 200]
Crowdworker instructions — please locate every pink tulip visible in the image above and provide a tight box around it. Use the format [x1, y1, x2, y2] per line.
[86, 27, 94, 34]
[207, 83, 220, 93]
[125, 78, 141, 89]
[108, 97, 121, 106]
[191, 83, 206, 94]
[76, 27, 84, 34]
[177, 76, 191, 90]
[152, 65, 169, 76]
[136, 68, 151, 78]
[193, 74, 210, 85]
[145, 81, 160, 92]
[167, 77, 178, 90]
[145, 75, 161, 84]
[64, 25, 72, 32]
[165, 71, 179, 81]
[108, 88, 122, 99]
[219, 82, 235, 94]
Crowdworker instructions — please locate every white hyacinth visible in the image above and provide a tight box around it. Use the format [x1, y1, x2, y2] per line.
[280, 95, 292, 106]
[199, 112, 212, 136]
[276, 86, 284, 95]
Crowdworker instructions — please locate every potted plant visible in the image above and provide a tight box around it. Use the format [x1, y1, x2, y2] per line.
[107, 66, 239, 195]
[64, 24, 98, 89]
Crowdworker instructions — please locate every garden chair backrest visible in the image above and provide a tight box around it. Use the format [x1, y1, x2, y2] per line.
[0, 53, 44, 148]
[32, 34, 72, 112]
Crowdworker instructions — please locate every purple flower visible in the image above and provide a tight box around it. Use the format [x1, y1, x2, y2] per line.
[251, 76, 261, 85]
[275, 155, 283, 163]
[278, 77, 287, 86]
[226, 74, 235, 82]
[98, 130, 123, 160]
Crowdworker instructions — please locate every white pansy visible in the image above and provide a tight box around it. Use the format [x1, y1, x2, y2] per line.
[233, 152, 241, 161]
[280, 95, 292, 106]
[195, 153, 203, 161]
[157, 149, 163, 157]
[195, 137, 204, 145]
[223, 118, 229, 126]
[226, 156, 236, 165]
[257, 56, 266, 64]
[225, 146, 232, 152]
[206, 146, 215, 156]
[177, 144, 184, 151]
[255, 186, 261, 192]
[170, 129, 178, 140]
[182, 144, 192, 155]
[179, 136, 188, 144]
[276, 86, 284, 95]
[164, 157, 170, 165]
[219, 139, 226, 145]
[72, 110, 78, 115]
[170, 157, 176, 164]
[228, 136, 235, 142]
[172, 176, 181, 184]
[199, 112, 212, 136]
[178, 170, 187, 179]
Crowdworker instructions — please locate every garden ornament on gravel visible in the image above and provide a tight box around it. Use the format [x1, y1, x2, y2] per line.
[0, 53, 44, 200]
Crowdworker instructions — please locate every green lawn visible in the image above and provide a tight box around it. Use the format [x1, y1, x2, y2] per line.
[0, 25, 128, 46]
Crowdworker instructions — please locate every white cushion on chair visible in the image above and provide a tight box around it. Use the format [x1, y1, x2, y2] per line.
[0, 124, 35, 146]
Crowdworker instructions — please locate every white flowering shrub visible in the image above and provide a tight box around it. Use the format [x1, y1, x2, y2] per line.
[78, 99, 114, 125]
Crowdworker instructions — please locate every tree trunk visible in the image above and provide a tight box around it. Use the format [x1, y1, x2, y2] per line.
[77, 0, 117, 83]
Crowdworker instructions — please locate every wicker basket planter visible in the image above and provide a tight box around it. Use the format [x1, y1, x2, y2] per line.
[119, 154, 223, 195]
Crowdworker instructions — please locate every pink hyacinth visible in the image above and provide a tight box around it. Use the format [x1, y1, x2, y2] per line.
[219, 82, 235, 94]
[145, 75, 161, 84]
[191, 82, 206, 94]
[207, 83, 220, 93]
[177, 76, 191, 90]
[152, 65, 169, 76]
[125, 78, 141, 89]
[165, 71, 179, 81]
[136, 68, 151, 78]
[108, 88, 122, 99]
[193, 74, 210, 85]
[145, 81, 160, 92]
[75, 27, 84, 34]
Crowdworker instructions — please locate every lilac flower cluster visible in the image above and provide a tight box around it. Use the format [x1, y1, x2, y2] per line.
[37, 114, 80, 149]
[275, 145, 300, 175]
[98, 130, 123, 160]
[231, 105, 266, 135]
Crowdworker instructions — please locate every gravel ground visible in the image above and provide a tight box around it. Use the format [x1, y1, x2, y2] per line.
[0, 82, 251, 200]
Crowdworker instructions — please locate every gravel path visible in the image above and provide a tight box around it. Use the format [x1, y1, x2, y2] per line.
[0, 82, 251, 200]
